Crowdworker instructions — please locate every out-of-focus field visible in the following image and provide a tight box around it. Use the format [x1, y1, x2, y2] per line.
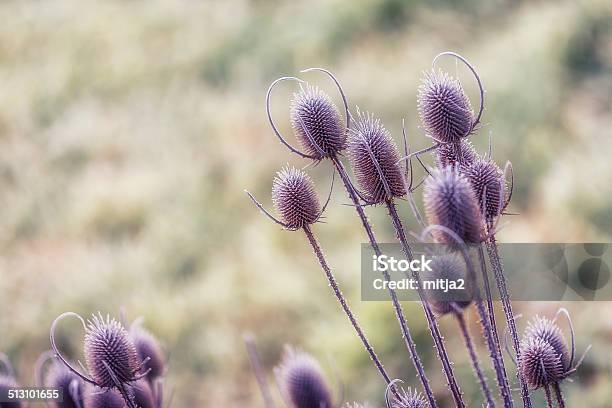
[0, 0, 611, 406]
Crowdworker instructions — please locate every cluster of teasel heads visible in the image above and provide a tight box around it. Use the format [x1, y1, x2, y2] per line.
[0, 311, 166, 408]
[246, 52, 589, 408]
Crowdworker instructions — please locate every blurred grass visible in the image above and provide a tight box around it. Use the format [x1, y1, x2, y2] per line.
[0, 0, 611, 406]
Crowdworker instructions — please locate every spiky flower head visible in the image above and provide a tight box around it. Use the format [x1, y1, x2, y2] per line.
[347, 110, 405, 204]
[276, 347, 333, 408]
[424, 166, 483, 245]
[390, 388, 427, 408]
[435, 140, 477, 171]
[130, 379, 155, 408]
[519, 337, 565, 389]
[84, 387, 125, 408]
[272, 166, 321, 230]
[44, 361, 84, 408]
[423, 253, 472, 316]
[524, 316, 570, 370]
[290, 84, 346, 159]
[84, 313, 140, 389]
[131, 326, 165, 381]
[465, 158, 505, 223]
[0, 375, 23, 408]
[418, 70, 474, 143]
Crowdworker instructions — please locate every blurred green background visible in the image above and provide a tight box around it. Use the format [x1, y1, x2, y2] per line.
[0, 0, 611, 406]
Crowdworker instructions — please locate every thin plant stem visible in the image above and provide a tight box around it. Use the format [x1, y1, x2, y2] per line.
[477, 245, 504, 363]
[552, 383, 565, 408]
[386, 200, 465, 408]
[487, 235, 533, 408]
[331, 156, 436, 407]
[244, 334, 276, 408]
[455, 312, 496, 408]
[302, 225, 393, 390]
[544, 385, 554, 408]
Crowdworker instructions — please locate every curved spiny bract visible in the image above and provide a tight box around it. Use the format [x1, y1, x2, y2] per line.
[290, 84, 346, 159]
[465, 157, 505, 225]
[84, 314, 140, 389]
[276, 347, 333, 408]
[418, 70, 474, 144]
[525, 316, 570, 369]
[84, 387, 125, 408]
[435, 140, 477, 171]
[0, 375, 24, 408]
[131, 327, 165, 382]
[519, 337, 565, 389]
[347, 111, 405, 204]
[423, 253, 472, 316]
[272, 166, 321, 230]
[424, 166, 483, 245]
[45, 361, 85, 408]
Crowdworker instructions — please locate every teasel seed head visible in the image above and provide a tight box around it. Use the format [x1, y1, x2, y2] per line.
[519, 337, 565, 389]
[130, 379, 155, 408]
[84, 386, 125, 408]
[0, 375, 23, 408]
[464, 157, 505, 224]
[272, 166, 321, 230]
[435, 140, 477, 171]
[423, 253, 472, 316]
[290, 84, 346, 159]
[275, 347, 333, 408]
[390, 388, 427, 408]
[44, 361, 84, 408]
[525, 316, 570, 369]
[418, 70, 474, 143]
[131, 326, 165, 381]
[84, 313, 140, 389]
[347, 110, 405, 204]
[423, 166, 484, 245]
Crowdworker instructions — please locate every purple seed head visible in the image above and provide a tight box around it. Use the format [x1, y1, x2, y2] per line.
[418, 70, 474, 143]
[347, 110, 405, 204]
[131, 326, 165, 381]
[390, 388, 427, 408]
[276, 347, 333, 408]
[44, 361, 84, 408]
[84, 387, 125, 408]
[130, 379, 155, 408]
[290, 84, 346, 159]
[525, 316, 569, 369]
[272, 166, 321, 230]
[84, 313, 140, 389]
[435, 140, 477, 171]
[424, 166, 484, 245]
[464, 158, 505, 223]
[424, 253, 472, 316]
[0, 375, 24, 408]
[519, 337, 565, 389]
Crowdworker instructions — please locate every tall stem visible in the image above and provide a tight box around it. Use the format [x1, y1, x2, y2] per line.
[331, 156, 437, 407]
[244, 334, 276, 408]
[386, 200, 465, 408]
[552, 383, 565, 408]
[478, 244, 501, 350]
[544, 385, 554, 408]
[486, 236, 532, 408]
[302, 225, 392, 388]
[455, 312, 496, 408]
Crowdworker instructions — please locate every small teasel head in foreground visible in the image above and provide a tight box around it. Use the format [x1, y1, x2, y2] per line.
[347, 110, 406, 204]
[36, 351, 85, 408]
[385, 381, 427, 408]
[130, 324, 165, 382]
[422, 252, 472, 316]
[464, 157, 506, 226]
[84, 386, 125, 408]
[129, 379, 156, 408]
[275, 347, 333, 408]
[0, 353, 23, 408]
[272, 166, 322, 230]
[423, 166, 484, 245]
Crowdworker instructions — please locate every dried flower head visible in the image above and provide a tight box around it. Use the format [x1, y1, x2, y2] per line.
[389, 388, 427, 408]
[84, 313, 140, 389]
[131, 326, 165, 381]
[0, 375, 23, 408]
[84, 387, 125, 408]
[130, 379, 155, 408]
[524, 316, 570, 370]
[424, 166, 483, 244]
[348, 111, 405, 204]
[272, 166, 321, 230]
[465, 158, 505, 223]
[44, 361, 84, 408]
[418, 70, 474, 143]
[276, 347, 333, 408]
[435, 140, 477, 170]
[290, 84, 346, 159]
[423, 253, 472, 316]
[519, 337, 565, 389]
